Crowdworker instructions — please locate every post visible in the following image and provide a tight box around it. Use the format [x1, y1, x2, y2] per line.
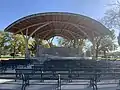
[25, 38, 29, 58]
[20, 28, 30, 59]
[35, 36, 39, 57]
[118, 80, 120, 87]
[73, 39, 78, 48]
[25, 28, 30, 59]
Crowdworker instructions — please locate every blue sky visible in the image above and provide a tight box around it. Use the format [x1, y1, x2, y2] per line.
[0, 0, 113, 31]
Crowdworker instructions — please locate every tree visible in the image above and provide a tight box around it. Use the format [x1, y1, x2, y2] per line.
[28, 39, 37, 56]
[97, 1, 120, 58]
[58, 37, 85, 54]
[101, 1, 120, 29]
[9, 34, 26, 57]
[118, 32, 120, 45]
[92, 30, 117, 58]
[101, 1, 120, 46]
[29, 38, 50, 56]
[0, 31, 11, 57]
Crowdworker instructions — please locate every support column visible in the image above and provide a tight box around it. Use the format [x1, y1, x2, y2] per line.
[76, 39, 79, 55]
[20, 23, 51, 59]
[78, 39, 83, 56]
[25, 29, 30, 59]
[73, 40, 75, 48]
[73, 39, 77, 48]
[35, 36, 39, 57]
[25, 38, 29, 58]
[20, 28, 30, 59]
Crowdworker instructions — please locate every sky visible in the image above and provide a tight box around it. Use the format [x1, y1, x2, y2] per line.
[0, 0, 115, 31]
[1, 0, 120, 50]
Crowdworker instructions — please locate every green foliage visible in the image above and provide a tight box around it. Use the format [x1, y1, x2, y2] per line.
[9, 34, 26, 55]
[57, 37, 85, 53]
[0, 31, 11, 57]
[98, 1, 120, 57]
[28, 40, 37, 56]
[29, 39, 50, 55]
[93, 30, 117, 58]
[0, 31, 26, 57]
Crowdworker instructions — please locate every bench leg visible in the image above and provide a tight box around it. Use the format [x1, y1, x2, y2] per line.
[92, 81, 97, 90]
[21, 81, 26, 90]
[40, 71, 44, 82]
[68, 75, 72, 83]
[118, 80, 120, 87]
[57, 74, 61, 90]
[15, 74, 18, 82]
[68, 70, 72, 83]
[40, 75, 44, 82]
[92, 85, 95, 90]
[95, 81, 98, 90]
[89, 79, 97, 90]
[21, 84, 26, 90]
[57, 82, 61, 90]
[88, 80, 93, 88]
[21, 79, 29, 90]
[68, 79, 72, 83]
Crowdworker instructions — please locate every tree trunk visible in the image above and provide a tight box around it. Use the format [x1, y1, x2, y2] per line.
[95, 44, 99, 59]
[0, 46, 2, 58]
[0, 51, 1, 58]
[50, 37, 54, 44]
[95, 49, 98, 59]
[13, 45, 16, 58]
[103, 50, 107, 58]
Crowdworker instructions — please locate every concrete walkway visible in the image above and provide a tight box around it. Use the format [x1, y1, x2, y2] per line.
[0, 79, 119, 90]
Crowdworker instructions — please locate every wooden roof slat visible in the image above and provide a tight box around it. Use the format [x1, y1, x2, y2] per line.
[4, 12, 110, 40]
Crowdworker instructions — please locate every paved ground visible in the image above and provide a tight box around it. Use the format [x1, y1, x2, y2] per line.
[0, 79, 120, 90]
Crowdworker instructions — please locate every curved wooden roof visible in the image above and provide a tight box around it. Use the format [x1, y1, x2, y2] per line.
[4, 12, 110, 40]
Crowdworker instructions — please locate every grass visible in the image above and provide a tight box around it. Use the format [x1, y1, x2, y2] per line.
[0, 55, 120, 61]
[0, 55, 25, 60]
